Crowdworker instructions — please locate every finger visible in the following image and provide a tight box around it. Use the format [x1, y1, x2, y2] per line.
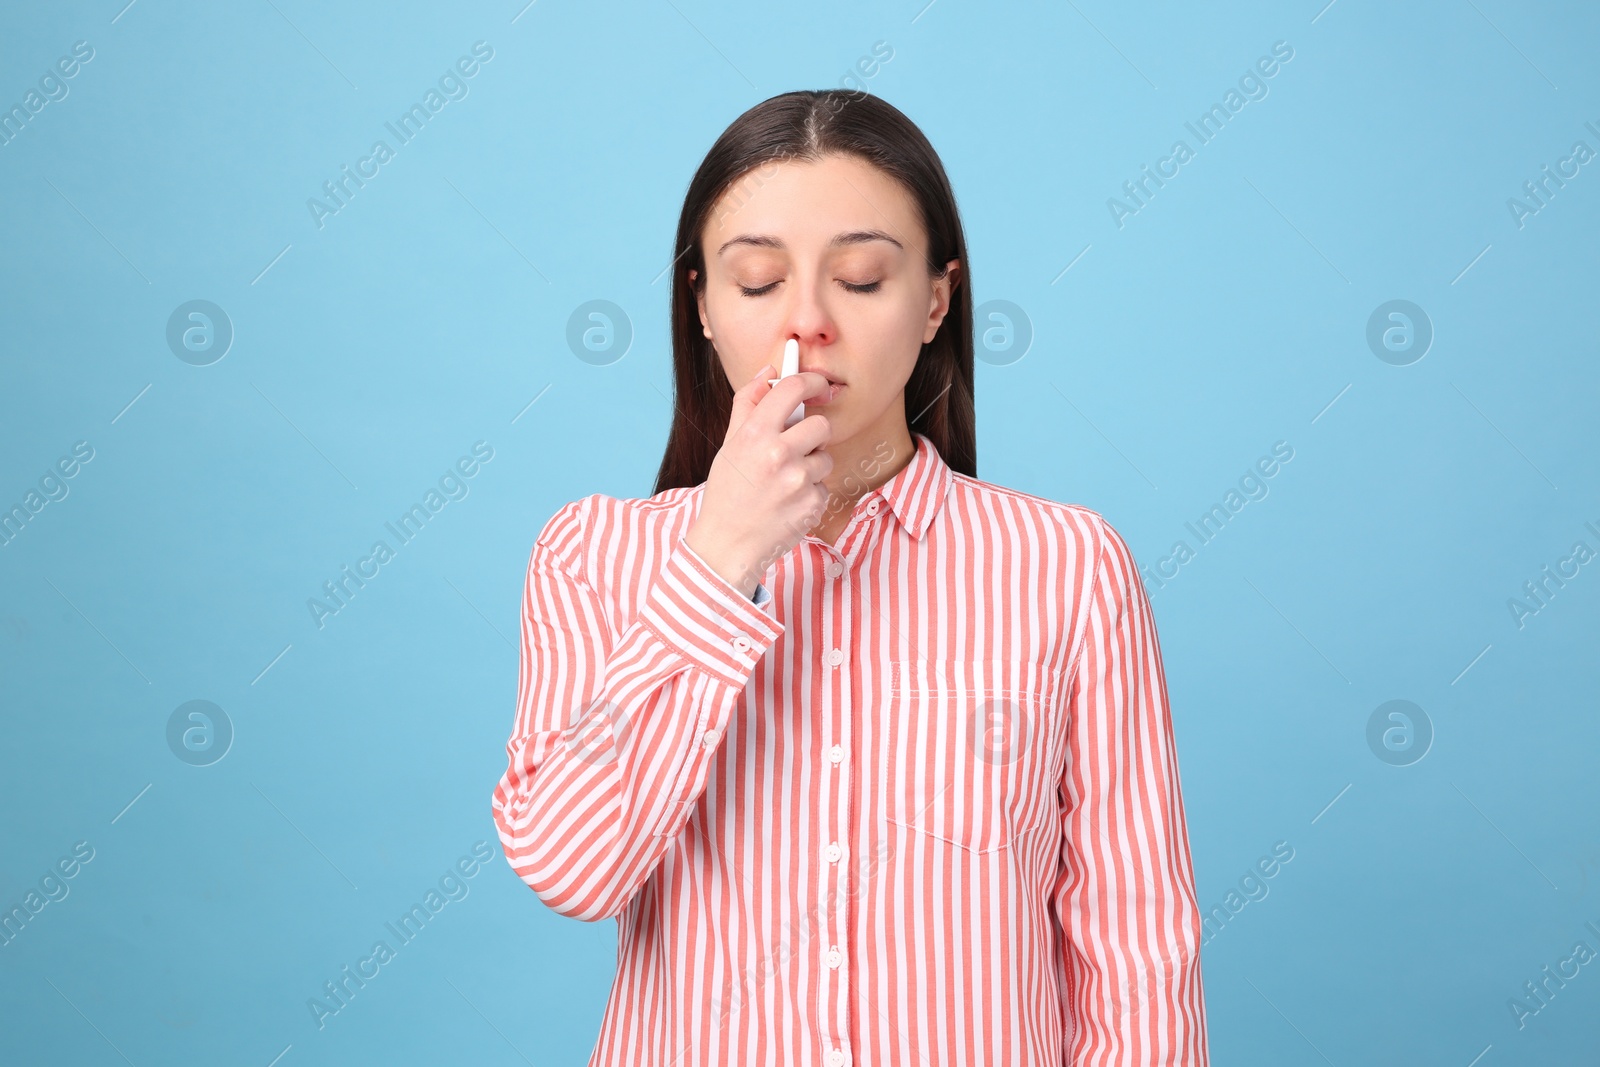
[750, 372, 834, 433]
[780, 411, 832, 456]
[799, 449, 834, 486]
[731, 334, 796, 433]
[727, 362, 776, 436]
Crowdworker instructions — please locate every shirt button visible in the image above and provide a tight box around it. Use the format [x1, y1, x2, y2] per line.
[825, 647, 844, 667]
[865, 500, 880, 516]
[702, 729, 719, 746]
[731, 635, 750, 653]
[828, 745, 844, 764]
[828, 1050, 846, 1067]
[827, 946, 842, 968]
[825, 560, 844, 579]
[825, 842, 842, 862]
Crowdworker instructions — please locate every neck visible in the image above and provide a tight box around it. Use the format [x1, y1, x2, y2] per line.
[805, 416, 916, 542]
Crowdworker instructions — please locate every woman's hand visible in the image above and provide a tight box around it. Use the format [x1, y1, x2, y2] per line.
[684, 357, 835, 598]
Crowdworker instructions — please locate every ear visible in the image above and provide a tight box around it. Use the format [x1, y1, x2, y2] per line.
[689, 267, 713, 338]
[923, 258, 962, 344]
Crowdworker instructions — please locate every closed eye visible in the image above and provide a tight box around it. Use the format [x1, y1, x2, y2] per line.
[737, 280, 883, 297]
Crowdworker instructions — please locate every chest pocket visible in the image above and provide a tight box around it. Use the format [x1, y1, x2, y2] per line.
[882, 658, 1063, 854]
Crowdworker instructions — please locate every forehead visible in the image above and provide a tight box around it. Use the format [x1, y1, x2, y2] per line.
[703, 152, 924, 257]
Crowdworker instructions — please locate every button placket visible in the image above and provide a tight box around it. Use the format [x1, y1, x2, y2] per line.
[818, 543, 855, 1065]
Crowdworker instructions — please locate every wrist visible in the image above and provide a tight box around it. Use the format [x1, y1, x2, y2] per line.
[683, 526, 759, 600]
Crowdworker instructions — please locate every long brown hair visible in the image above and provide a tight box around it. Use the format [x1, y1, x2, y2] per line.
[652, 89, 975, 494]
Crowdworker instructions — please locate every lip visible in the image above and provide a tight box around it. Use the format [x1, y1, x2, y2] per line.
[800, 368, 844, 402]
[766, 365, 846, 401]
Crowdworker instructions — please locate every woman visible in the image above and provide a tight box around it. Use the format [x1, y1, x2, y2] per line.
[492, 89, 1209, 1066]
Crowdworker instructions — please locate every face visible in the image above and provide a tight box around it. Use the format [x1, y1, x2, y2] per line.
[690, 152, 961, 448]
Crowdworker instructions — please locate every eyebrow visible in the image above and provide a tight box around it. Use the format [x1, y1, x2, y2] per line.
[716, 230, 904, 256]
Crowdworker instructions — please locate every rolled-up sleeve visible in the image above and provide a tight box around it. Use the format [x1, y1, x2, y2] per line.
[491, 495, 784, 922]
[1051, 514, 1209, 1065]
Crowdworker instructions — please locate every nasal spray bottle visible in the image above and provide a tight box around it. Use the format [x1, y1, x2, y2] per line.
[767, 337, 807, 429]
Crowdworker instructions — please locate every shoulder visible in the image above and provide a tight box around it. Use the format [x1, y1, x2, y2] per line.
[532, 485, 702, 566]
[945, 470, 1123, 557]
[945, 472, 1150, 598]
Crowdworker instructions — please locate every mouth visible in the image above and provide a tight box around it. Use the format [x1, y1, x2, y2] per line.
[767, 365, 846, 398]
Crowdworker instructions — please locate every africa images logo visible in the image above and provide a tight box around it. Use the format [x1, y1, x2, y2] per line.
[306, 41, 495, 230]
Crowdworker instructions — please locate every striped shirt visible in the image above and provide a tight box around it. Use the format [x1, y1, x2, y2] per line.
[491, 430, 1209, 1065]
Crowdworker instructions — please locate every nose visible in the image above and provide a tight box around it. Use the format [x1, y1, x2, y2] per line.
[782, 270, 837, 350]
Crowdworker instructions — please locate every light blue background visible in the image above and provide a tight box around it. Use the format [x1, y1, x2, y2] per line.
[3, 1, 1597, 1064]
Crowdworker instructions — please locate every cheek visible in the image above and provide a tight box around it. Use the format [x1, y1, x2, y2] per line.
[869, 297, 928, 381]
[710, 283, 777, 336]
[704, 295, 768, 374]
[889, 283, 935, 344]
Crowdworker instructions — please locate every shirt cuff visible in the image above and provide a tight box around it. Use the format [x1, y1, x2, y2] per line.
[635, 536, 784, 688]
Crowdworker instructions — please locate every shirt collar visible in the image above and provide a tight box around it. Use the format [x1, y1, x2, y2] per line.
[688, 431, 953, 541]
[867, 431, 953, 540]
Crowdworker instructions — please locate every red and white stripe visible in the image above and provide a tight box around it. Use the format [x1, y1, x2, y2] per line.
[492, 431, 1209, 1065]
